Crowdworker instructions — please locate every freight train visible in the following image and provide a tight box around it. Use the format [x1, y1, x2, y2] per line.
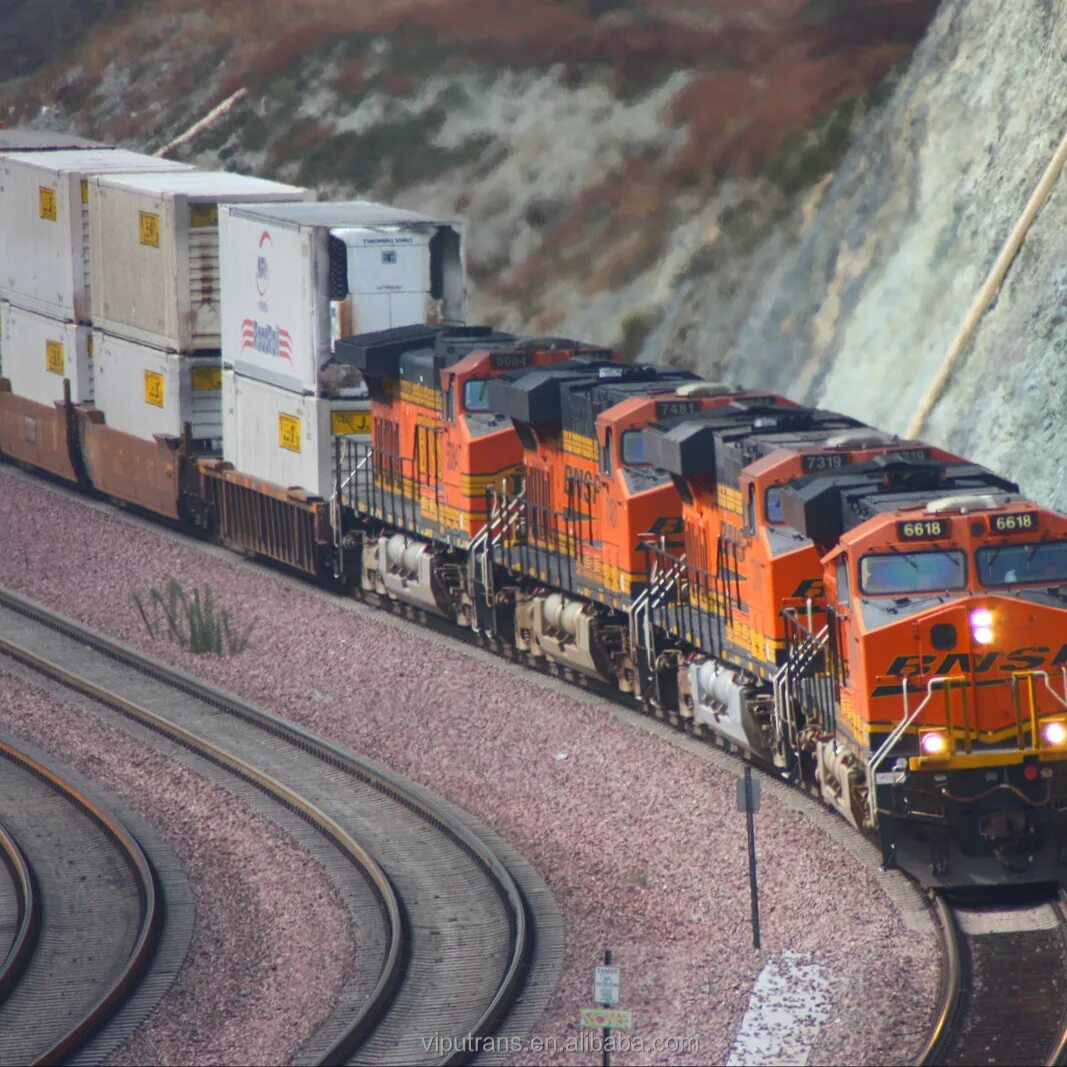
[2, 129, 1067, 889]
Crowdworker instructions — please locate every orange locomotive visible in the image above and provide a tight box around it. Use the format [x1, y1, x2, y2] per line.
[332, 325, 618, 626]
[639, 394, 1067, 884]
[780, 457, 1067, 883]
[328, 321, 1067, 887]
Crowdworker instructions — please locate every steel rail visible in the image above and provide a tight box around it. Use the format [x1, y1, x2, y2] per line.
[0, 739, 161, 1066]
[0, 815, 39, 1008]
[1045, 888, 1067, 1067]
[0, 626, 404, 1066]
[0, 585, 531, 1063]
[914, 892, 963, 1066]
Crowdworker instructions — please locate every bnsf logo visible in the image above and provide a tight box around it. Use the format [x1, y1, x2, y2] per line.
[883, 646, 1067, 677]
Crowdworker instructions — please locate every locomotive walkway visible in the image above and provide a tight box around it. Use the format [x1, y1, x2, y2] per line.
[0, 585, 558, 1064]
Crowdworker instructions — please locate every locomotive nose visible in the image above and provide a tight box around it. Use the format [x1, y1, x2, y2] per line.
[905, 596, 1067, 754]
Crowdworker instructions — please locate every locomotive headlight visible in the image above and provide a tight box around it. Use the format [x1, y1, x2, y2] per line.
[920, 731, 948, 756]
[970, 608, 994, 645]
[1043, 721, 1067, 746]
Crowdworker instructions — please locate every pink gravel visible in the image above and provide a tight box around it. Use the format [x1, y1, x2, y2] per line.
[0, 466, 938, 1065]
[0, 667, 354, 1066]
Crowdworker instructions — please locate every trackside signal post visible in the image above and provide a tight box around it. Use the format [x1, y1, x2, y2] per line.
[737, 766, 761, 949]
[580, 951, 632, 1065]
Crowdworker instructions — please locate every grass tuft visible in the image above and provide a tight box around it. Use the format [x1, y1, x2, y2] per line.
[133, 578, 255, 656]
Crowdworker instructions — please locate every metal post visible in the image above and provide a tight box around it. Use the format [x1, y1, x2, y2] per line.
[601, 948, 611, 1067]
[744, 767, 761, 950]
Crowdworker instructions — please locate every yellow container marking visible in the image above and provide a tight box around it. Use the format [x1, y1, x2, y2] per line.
[191, 366, 222, 391]
[189, 203, 219, 228]
[139, 211, 161, 248]
[143, 370, 165, 408]
[331, 410, 371, 435]
[80, 179, 89, 205]
[278, 412, 301, 452]
[45, 340, 64, 376]
[38, 186, 57, 221]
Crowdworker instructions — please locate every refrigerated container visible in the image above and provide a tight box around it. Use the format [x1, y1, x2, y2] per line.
[1, 300, 93, 405]
[89, 170, 309, 353]
[92, 331, 222, 447]
[221, 368, 370, 499]
[220, 201, 466, 394]
[0, 129, 106, 152]
[0, 148, 191, 321]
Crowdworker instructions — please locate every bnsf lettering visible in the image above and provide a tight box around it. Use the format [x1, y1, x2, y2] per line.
[883, 646, 1061, 677]
[791, 578, 825, 600]
[636, 516, 685, 551]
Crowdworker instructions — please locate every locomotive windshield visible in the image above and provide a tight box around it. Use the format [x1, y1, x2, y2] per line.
[860, 550, 967, 595]
[621, 430, 646, 465]
[765, 487, 784, 524]
[977, 540, 1067, 586]
[463, 379, 490, 412]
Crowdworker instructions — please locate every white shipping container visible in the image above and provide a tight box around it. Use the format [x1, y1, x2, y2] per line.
[93, 331, 222, 446]
[222, 369, 370, 500]
[220, 201, 466, 394]
[0, 129, 106, 152]
[0, 149, 191, 321]
[90, 170, 309, 353]
[1, 301, 93, 405]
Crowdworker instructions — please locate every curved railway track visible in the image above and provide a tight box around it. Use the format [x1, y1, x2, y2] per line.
[0, 738, 159, 1065]
[0, 584, 542, 1065]
[919, 890, 1067, 1066]
[0, 815, 36, 1009]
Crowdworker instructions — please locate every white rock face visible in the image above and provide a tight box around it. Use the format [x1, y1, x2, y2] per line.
[652, 0, 1067, 506]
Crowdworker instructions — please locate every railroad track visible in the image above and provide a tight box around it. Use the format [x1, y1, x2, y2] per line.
[0, 738, 159, 1065]
[0, 584, 547, 1065]
[919, 890, 1067, 1066]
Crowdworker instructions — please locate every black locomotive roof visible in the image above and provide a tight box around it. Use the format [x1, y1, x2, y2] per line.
[779, 456, 1020, 543]
[333, 324, 613, 392]
[334, 324, 515, 381]
[642, 402, 862, 484]
[487, 362, 698, 438]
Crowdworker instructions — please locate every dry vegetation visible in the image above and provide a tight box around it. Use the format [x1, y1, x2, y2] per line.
[1, 0, 938, 348]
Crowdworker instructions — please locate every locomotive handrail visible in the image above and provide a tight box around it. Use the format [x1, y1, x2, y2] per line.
[866, 675, 963, 825]
[1037, 669, 1067, 713]
[330, 441, 374, 550]
[773, 619, 829, 749]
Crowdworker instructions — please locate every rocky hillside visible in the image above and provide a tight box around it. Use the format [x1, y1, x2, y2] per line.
[0, 0, 934, 351]
[647, 0, 1067, 508]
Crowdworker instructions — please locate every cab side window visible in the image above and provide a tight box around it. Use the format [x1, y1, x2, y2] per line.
[836, 556, 852, 609]
[599, 429, 613, 476]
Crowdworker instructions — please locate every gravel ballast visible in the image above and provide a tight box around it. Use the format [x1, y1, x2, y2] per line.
[0, 665, 354, 1066]
[0, 467, 938, 1064]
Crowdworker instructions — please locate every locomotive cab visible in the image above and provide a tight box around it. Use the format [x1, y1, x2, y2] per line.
[784, 459, 1067, 886]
